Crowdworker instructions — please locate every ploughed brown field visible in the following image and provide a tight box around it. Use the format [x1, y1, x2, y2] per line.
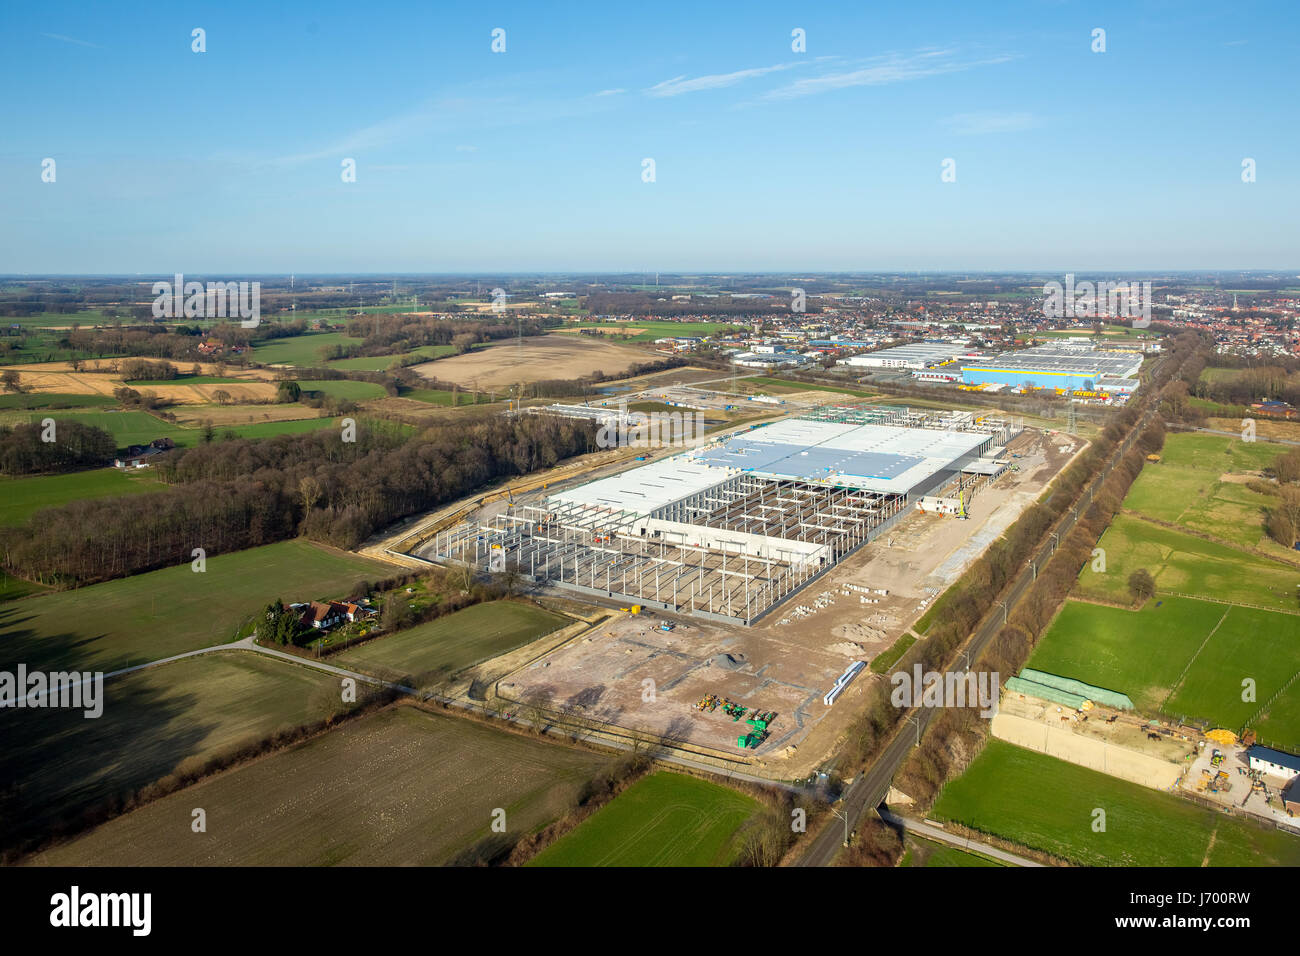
[410, 335, 651, 390]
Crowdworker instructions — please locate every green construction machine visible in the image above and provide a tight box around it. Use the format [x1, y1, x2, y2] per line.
[737, 715, 770, 749]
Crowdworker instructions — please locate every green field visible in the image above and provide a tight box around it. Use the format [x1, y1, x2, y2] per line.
[2, 650, 365, 856]
[1121, 434, 1285, 550]
[1030, 427, 1300, 744]
[902, 835, 1005, 867]
[295, 380, 387, 401]
[0, 468, 164, 526]
[333, 601, 568, 686]
[0, 393, 116, 409]
[0, 539, 390, 673]
[251, 332, 365, 367]
[561, 320, 741, 342]
[28, 705, 605, 866]
[127, 374, 244, 385]
[0, 409, 187, 450]
[743, 376, 880, 399]
[0, 310, 118, 328]
[224, 415, 341, 439]
[528, 771, 761, 867]
[0, 569, 47, 601]
[0, 408, 344, 450]
[1028, 597, 1300, 739]
[1199, 367, 1247, 385]
[326, 344, 456, 371]
[1076, 512, 1298, 610]
[932, 740, 1300, 867]
[1037, 325, 1154, 342]
[397, 386, 487, 406]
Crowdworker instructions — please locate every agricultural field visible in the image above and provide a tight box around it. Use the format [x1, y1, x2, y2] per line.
[326, 344, 456, 370]
[1029, 425, 1300, 746]
[27, 705, 605, 866]
[251, 332, 364, 367]
[295, 379, 387, 401]
[1122, 433, 1285, 549]
[527, 772, 762, 867]
[222, 416, 342, 440]
[0, 539, 390, 673]
[395, 386, 487, 406]
[1199, 367, 1247, 385]
[1036, 325, 1155, 342]
[333, 600, 568, 687]
[411, 335, 650, 390]
[557, 320, 741, 342]
[0, 310, 120, 328]
[0, 408, 188, 450]
[1075, 512, 1297, 610]
[0, 467, 164, 526]
[1207, 417, 1300, 444]
[741, 376, 880, 399]
[2, 650, 364, 857]
[126, 374, 244, 386]
[0, 363, 275, 405]
[1028, 597, 1300, 742]
[0, 392, 115, 409]
[169, 402, 323, 426]
[1124, 464, 1258, 537]
[931, 740, 1300, 867]
[0, 407, 343, 449]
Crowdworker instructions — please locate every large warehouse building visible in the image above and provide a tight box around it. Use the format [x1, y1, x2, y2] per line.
[960, 342, 1143, 392]
[837, 342, 976, 370]
[430, 405, 1019, 625]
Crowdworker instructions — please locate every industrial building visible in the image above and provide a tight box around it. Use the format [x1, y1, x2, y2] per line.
[960, 342, 1144, 392]
[430, 405, 1019, 625]
[837, 342, 976, 370]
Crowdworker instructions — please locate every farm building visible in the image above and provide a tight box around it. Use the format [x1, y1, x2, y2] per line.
[292, 600, 375, 631]
[1284, 777, 1300, 815]
[1246, 745, 1300, 781]
[431, 405, 1018, 625]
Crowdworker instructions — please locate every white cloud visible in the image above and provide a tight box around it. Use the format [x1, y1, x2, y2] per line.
[41, 32, 101, 49]
[645, 62, 801, 97]
[595, 88, 626, 96]
[764, 50, 1014, 100]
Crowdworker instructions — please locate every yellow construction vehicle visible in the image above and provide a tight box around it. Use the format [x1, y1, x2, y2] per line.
[620, 605, 642, 615]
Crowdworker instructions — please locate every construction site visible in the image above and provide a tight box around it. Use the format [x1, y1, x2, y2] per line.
[393, 405, 1075, 769]
[427, 405, 1021, 626]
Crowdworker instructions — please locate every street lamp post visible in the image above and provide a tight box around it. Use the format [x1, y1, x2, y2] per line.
[830, 807, 851, 848]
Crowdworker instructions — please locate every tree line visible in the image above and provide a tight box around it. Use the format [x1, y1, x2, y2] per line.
[1, 414, 593, 586]
[0, 421, 118, 475]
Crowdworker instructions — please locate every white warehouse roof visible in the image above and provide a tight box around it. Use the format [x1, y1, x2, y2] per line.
[689, 418, 989, 494]
[547, 455, 728, 515]
[548, 418, 994, 517]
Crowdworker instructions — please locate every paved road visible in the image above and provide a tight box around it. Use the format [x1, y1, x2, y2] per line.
[878, 808, 1045, 867]
[795, 361, 1170, 866]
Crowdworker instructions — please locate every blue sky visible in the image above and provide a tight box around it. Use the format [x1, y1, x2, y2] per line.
[2, 0, 1297, 273]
